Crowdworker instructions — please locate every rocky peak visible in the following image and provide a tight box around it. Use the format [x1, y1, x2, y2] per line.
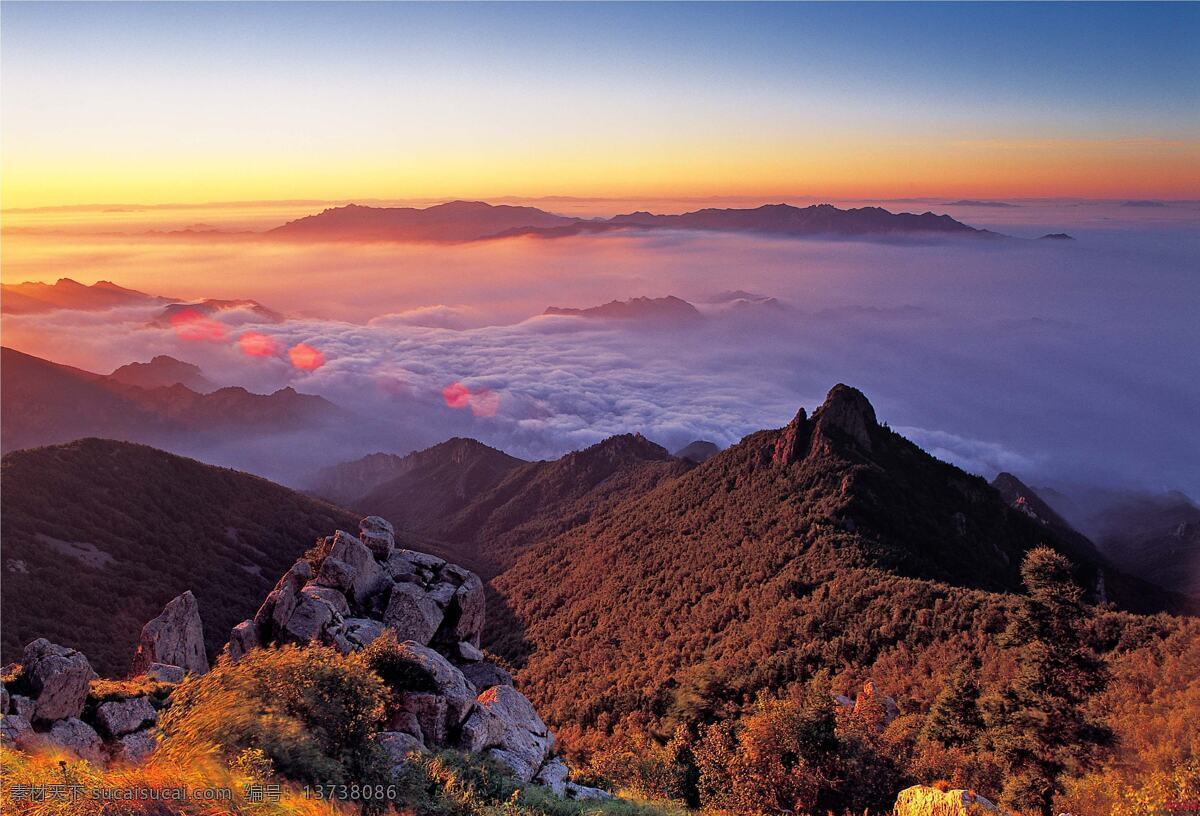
[811, 384, 878, 453]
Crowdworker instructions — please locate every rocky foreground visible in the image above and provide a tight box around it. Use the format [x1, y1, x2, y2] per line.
[0, 515, 607, 801]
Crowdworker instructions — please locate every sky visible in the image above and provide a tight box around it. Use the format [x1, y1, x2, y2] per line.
[3, 2, 1199, 208]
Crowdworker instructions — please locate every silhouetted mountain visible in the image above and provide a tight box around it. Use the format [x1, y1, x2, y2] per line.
[1076, 490, 1200, 597]
[673, 440, 721, 462]
[0, 347, 339, 453]
[0, 278, 177, 314]
[488, 385, 1189, 737]
[268, 200, 577, 242]
[1038, 233, 1075, 240]
[0, 439, 357, 675]
[150, 298, 284, 326]
[543, 296, 701, 321]
[109, 355, 215, 392]
[265, 201, 995, 243]
[991, 472, 1106, 573]
[947, 200, 1019, 208]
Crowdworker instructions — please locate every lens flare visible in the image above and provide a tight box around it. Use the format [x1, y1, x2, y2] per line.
[442, 381, 471, 409]
[170, 308, 227, 342]
[288, 343, 326, 371]
[442, 381, 500, 416]
[238, 331, 281, 358]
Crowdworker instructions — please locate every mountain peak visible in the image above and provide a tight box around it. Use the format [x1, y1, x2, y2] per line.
[812, 384, 877, 452]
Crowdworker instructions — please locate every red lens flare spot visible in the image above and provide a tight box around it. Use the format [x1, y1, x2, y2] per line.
[442, 381, 471, 409]
[238, 331, 281, 357]
[170, 308, 227, 342]
[288, 343, 326, 371]
[469, 387, 500, 417]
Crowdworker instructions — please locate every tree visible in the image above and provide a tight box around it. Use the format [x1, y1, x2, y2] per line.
[989, 547, 1111, 815]
[922, 659, 984, 748]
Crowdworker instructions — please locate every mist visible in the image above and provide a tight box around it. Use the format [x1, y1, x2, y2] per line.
[2, 200, 1197, 498]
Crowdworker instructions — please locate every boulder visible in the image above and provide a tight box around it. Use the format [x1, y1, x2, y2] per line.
[441, 573, 485, 647]
[343, 618, 386, 648]
[399, 693, 450, 746]
[22, 638, 97, 722]
[302, 585, 351, 617]
[566, 782, 614, 801]
[11, 694, 36, 721]
[458, 685, 553, 782]
[315, 531, 388, 604]
[384, 584, 445, 645]
[1, 681, 8, 713]
[892, 785, 1003, 816]
[47, 717, 105, 764]
[113, 731, 158, 764]
[96, 696, 157, 737]
[461, 661, 513, 691]
[359, 516, 395, 558]
[455, 641, 484, 662]
[225, 621, 259, 662]
[145, 663, 186, 684]
[376, 730, 426, 764]
[282, 593, 335, 644]
[131, 591, 208, 676]
[535, 756, 570, 795]
[0, 714, 33, 748]
[392, 642, 476, 727]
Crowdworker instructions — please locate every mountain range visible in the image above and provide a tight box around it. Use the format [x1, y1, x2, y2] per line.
[266, 200, 997, 243]
[0, 278, 178, 314]
[0, 347, 339, 454]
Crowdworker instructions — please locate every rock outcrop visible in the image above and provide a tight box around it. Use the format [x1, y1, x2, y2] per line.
[892, 785, 1004, 816]
[130, 591, 208, 677]
[20, 639, 96, 723]
[223, 515, 601, 797]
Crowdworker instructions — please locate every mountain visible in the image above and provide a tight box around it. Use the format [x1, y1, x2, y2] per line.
[150, 298, 284, 326]
[990, 471, 1106, 570]
[315, 434, 692, 577]
[543, 295, 701, 322]
[268, 200, 577, 242]
[673, 440, 720, 462]
[264, 200, 994, 243]
[0, 347, 339, 453]
[488, 385, 1189, 738]
[0, 278, 177, 314]
[0, 438, 357, 675]
[1038, 232, 1075, 240]
[108, 355, 215, 392]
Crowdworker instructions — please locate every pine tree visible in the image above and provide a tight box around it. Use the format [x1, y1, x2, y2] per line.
[989, 547, 1111, 815]
[922, 659, 984, 748]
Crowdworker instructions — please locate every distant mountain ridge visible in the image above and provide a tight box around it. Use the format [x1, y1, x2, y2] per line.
[543, 295, 701, 321]
[264, 200, 998, 243]
[108, 355, 215, 392]
[0, 278, 178, 314]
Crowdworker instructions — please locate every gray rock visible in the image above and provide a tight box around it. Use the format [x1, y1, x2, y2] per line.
[47, 717, 105, 764]
[359, 516, 395, 559]
[225, 620, 259, 662]
[455, 641, 484, 662]
[315, 531, 388, 604]
[458, 685, 553, 781]
[388, 710, 424, 741]
[344, 618, 386, 648]
[392, 642, 477, 728]
[399, 692, 450, 746]
[96, 696, 156, 737]
[384, 584, 444, 645]
[428, 582, 458, 607]
[0, 714, 33, 747]
[461, 661, 513, 691]
[22, 639, 97, 722]
[1, 681, 8, 714]
[444, 573, 485, 647]
[302, 585, 351, 617]
[282, 593, 335, 644]
[114, 730, 158, 764]
[11, 694, 36, 721]
[395, 549, 445, 571]
[535, 756, 570, 795]
[145, 663, 186, 684]
[130, 591, 208, 676]
[376, 730, 426, 763]
[566, 782, 613, 801]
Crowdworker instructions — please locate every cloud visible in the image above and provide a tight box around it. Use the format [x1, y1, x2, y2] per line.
[368, 305, 482, 330]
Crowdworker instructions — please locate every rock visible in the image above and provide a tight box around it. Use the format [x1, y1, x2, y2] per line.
[282, 593, 336, 644]
[11, 694, 36, 721]
[459, 685, 553, 781]
[833, 694, 854, 709]
[47, 717, 105, 764]
[22, 638, 97, 722]
[0, 682, 8, 714]
[302, 585, 351, 617]
[225, 621, 259, 662]
[343, 618, 386, 648]
[388, 710, 424, 741]
[315, 531, 388, 604]
[384, 584, 445, 645]
[96, 696, 157, 737]
[114, 731, 158, 764]
[429, 582, 458, 606]
[461, 661, 513, 691]
[566, 782, 614, 801]
[131, 591, 208, 676]
[0, 714, 33, 747]
[442, 573, 485, 647]
[359, 516, 395, 558]
[145, 663, 186, 684]
[535, 756, 570, 795]
[392, 642, 476, 728]
[853, 680, 899, 728]
[376, 730, 426, 763]
[455, 641, 484, 662]
[892, 785, 1003, 816]
[399, 693, 450, 746]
